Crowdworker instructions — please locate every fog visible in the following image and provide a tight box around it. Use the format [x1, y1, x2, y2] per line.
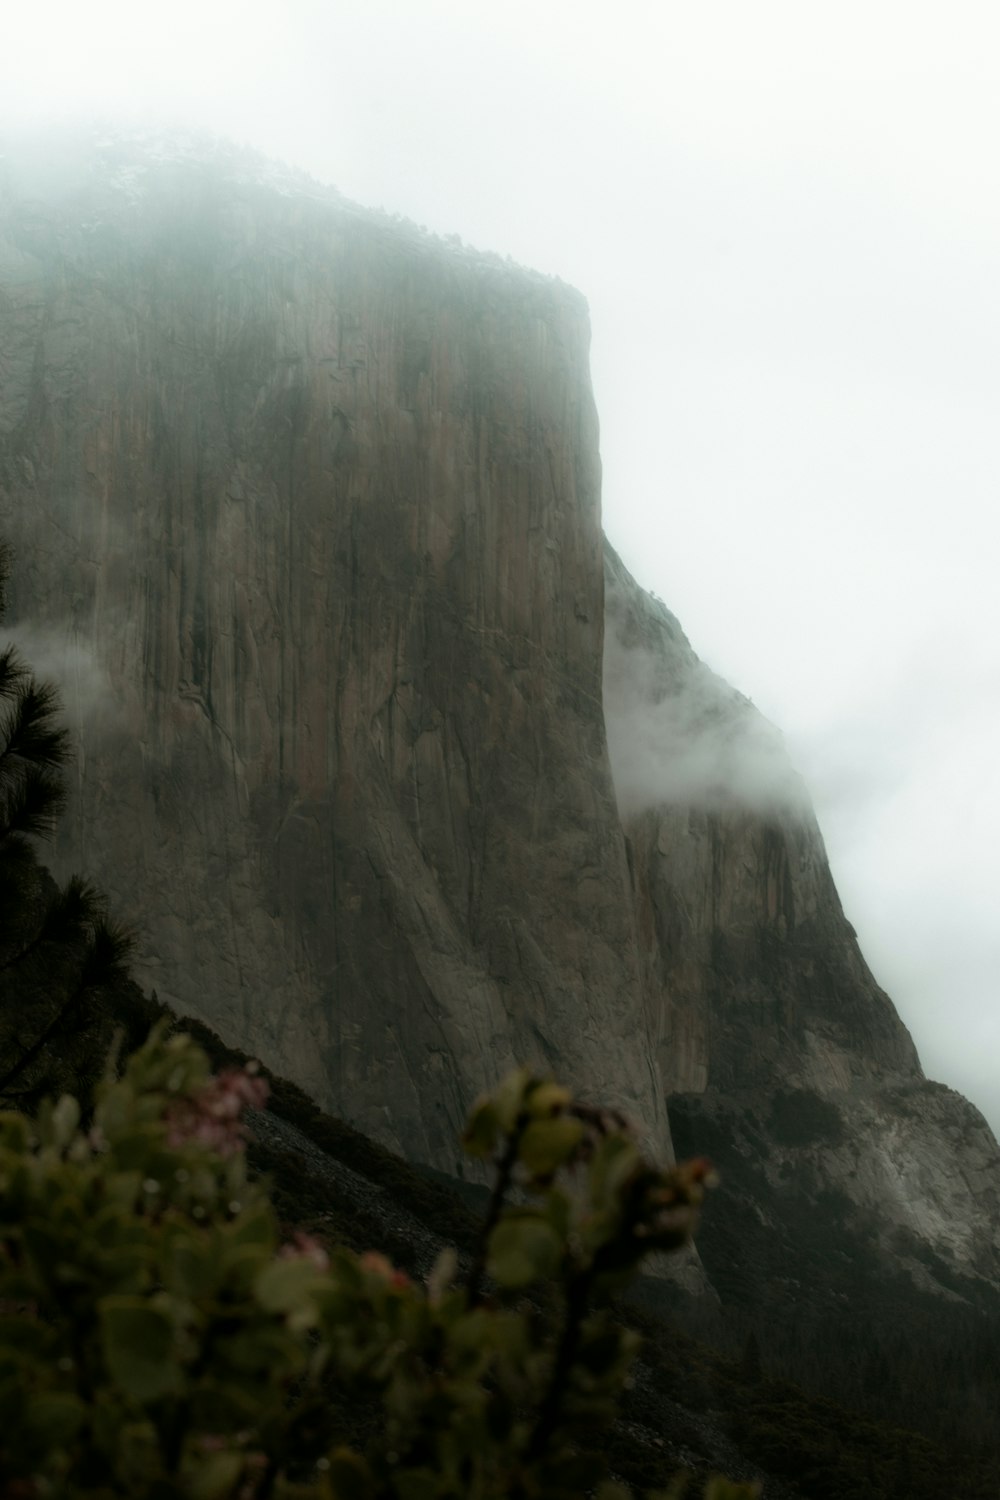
[2, 2, 998, 1131]
[604, 603, 808, 821]
[2, 627, 114, 738]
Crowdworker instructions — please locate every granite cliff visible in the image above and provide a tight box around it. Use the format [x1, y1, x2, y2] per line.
[1, 131, 998, 1319]
[0, 131, 661, 1171]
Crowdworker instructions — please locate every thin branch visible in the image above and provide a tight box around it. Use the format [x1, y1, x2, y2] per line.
[524, 1267, 594, 1461]
[466, 1112, 529, 1307]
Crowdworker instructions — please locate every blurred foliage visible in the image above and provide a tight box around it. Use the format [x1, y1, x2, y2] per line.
[0, 1025, 758, 1498]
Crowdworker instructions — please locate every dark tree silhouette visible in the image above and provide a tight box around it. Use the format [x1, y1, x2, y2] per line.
[0, 540, 134, 1101]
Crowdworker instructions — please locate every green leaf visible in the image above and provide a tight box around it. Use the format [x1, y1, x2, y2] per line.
[22, 1220, 71, 1282]
[0, 1316, 48, 1359]
[163, 1227, 219, 1300]
[491, 1067, 533, 1132]
[219, 1243, 275, 1295]
[526, 1080, 572, 1118]
[186, 1449, 245, 1499]
[254, 1256, 326, 1317]
[327, 1446, 375, 1500]
[392, 1469, 441, 1500]
[47, 1098, 81, 1152]
[219, 1322, 305, 1378]
[23, 1391, 85, 1449]
[518, 1117, 585, 1176]
[103, 1168, 144, 1212]
[108, 1124, 170, 1172]
[111, 1417, 163, 1490]
[462, 1099, 501, 1159]
[589, 1134, 640, 1208]
[426, 1245, 457, 1304]
[226, 1203, 276, 1251]
[99, 1296, 183, 1401]
[187, 1375, 262, 1432]
[543, 1187, 573, 1240]
[702, 1481, 762, 1500]
[0, 1111, 31, 1151]
[487, 1215, 562, 1287]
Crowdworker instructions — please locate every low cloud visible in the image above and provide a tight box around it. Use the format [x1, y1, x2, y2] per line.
[603, 586, 809, 821]
[3, 622, 117, 737]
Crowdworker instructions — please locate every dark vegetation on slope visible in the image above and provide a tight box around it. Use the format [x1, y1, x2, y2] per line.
[245, 1056, 1000, 1500]
[669, 1092, 1000, 1475]
[5, 962, 1000, 1499]
[0, 540, 154, 1114]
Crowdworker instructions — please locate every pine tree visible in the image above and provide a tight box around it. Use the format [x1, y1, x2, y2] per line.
[0, 540, 134, 1102]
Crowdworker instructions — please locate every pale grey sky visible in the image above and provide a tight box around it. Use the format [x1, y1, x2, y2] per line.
[3, 1, 998, 1129]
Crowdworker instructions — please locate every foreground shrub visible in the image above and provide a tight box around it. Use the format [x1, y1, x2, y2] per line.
[0, 1025, 757, 1498]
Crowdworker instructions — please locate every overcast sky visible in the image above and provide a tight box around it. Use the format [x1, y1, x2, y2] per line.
[3, 1, 998, 1131]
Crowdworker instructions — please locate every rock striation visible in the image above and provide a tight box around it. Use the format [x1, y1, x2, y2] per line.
[1, 130, 998, 1313]
[0, 130, 662, 1170]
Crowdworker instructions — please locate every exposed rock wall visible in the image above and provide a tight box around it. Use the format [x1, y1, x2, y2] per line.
[0, 142, 661, 1167]
[604, 544, 920, 1099]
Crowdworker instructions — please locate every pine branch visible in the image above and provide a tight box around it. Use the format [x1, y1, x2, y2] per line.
[77, 914, 134, 990]
[0, 876, 104, 975]
[0, 912, 134, 1096]
[0, 679, 71, 773]
[0, 765, 66, 844]
[0, 645, 28, 703]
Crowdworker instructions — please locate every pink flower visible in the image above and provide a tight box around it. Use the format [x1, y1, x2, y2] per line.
[164, 1068, 270, 1158]
[279, 1232, 330, 1270]
[197, 1434, 230, 1453]
[359, 1251, 411, 1289]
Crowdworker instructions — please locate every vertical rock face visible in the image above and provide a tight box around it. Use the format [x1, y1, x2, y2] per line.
[603, 547, 1000, 1290]
[604, 545, 919, 1101]
[1, 134, 998, 1309]
[0, 136, 661, 1167]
